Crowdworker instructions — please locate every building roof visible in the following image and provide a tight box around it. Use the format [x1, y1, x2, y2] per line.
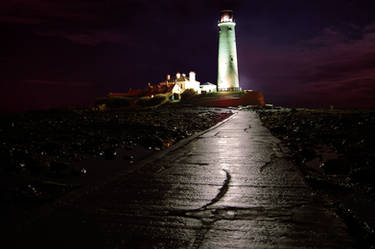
[201, 82, 216, 86]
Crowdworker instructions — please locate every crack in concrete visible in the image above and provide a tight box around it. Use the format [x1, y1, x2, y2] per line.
[96, 205, 300, 222]
[201, 169, 231, 209]
[191, 225, 211, 249]
[167, 205, 294, 249]
[164, 169, 231, 248]
[259, 158, 274, 173]
[169, 206, 296, 222]
[184, 162, 210, 166]
[243, 124, 251, 132]
[166, 169, 231, 217]
[259, 142, 286, 173]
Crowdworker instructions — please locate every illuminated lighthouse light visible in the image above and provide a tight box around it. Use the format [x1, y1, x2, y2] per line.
[221, 14, 232, 22]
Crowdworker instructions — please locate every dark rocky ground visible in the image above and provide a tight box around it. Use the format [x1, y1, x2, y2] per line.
[0, 104, 232, 232]
[3, 102, 374, 248]
[255, 107, 375, 249]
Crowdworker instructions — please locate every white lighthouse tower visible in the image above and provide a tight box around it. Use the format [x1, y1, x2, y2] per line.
[217, 10, 240, 91]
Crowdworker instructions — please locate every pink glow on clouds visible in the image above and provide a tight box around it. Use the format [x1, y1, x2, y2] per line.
[0, 16, 42, 24]
[241, 25, 375, 108]
[0, 80, 99, 112]
[0, 0, 93, 21]
[35, 30, 129, 46]
[2, 0, 375, 110]
[23, 80, 93, 87]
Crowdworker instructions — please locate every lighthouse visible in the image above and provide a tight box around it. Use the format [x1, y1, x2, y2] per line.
[217, 10, 240, 91]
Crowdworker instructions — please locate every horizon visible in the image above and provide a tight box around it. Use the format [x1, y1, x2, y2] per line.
[2, 0, 375, 111]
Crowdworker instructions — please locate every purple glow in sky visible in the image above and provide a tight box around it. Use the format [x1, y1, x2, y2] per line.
[1, 0, 375, 111]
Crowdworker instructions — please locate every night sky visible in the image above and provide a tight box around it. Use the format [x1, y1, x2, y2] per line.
[2, 0, 375, 111]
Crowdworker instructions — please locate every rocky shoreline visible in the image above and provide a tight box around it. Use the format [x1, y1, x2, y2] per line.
[3, 104, 374, 248]
[0, 104, 233, 228]
[256, 107, 375, 249]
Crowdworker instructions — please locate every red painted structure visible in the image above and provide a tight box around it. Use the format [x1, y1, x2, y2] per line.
[108, 84, 178, 98]
[201, 91, 265, 107]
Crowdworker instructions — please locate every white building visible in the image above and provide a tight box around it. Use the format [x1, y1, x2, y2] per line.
[200, 82, 217, 93]
[160, 71, 201, 94]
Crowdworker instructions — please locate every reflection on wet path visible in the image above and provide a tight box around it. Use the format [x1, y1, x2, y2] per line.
[20, 111, 353, 249]
[100, 111, 350, 248]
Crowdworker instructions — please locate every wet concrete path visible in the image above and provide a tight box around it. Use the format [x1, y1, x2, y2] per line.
[17, 111, 352, 249]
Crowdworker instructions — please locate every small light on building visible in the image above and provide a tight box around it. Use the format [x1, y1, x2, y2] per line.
[189, 71, 196, 82]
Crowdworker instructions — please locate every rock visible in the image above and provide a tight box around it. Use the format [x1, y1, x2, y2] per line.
[104, 147, 117, 160]
[300, 148, 317, 162]
[50, 161, 71, 177]
[122, 155, 135, 160]
[350, 167, 375, 183]
[321, 158, 351, 175]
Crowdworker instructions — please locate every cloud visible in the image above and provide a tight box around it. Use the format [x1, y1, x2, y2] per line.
[0, 0, 94, 21]
[240, 24, 375, 107]
[0, 16, 42, 24]
[0, 79, 99, 112]
[63, 31, 129, 46]
[24, 79, 92, 87]
[35, 30, 129, 46]
[301, 27, 347, 48]
[1, 1, 131, 46]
